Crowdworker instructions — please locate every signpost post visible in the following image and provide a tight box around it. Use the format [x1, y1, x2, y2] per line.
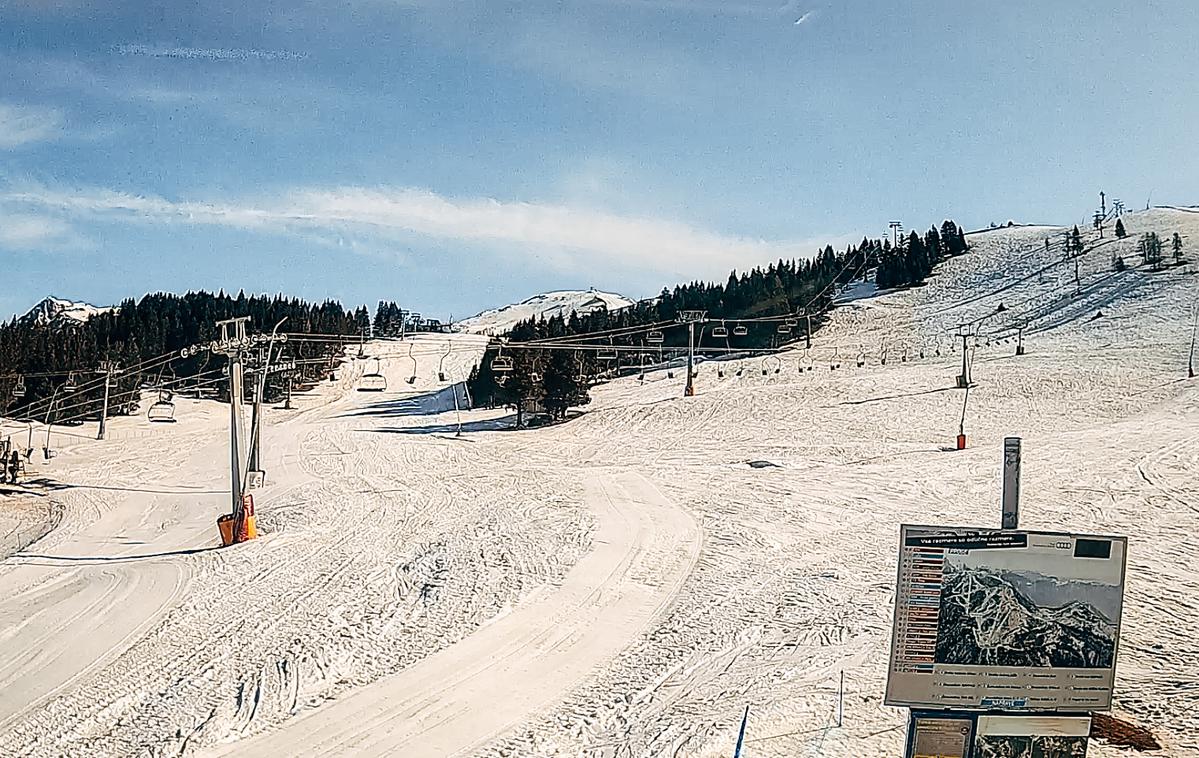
[1002, 437, 1021, 529]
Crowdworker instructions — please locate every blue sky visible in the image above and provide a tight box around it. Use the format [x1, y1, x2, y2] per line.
[2, 0, 1197, 322]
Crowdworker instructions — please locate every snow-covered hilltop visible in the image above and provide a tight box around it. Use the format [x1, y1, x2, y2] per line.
[455, 288, 635, 335]
[18, 296, 113, 328]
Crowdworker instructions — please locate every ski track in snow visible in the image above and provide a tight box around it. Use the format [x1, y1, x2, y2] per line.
[1, 208, 1199, 756]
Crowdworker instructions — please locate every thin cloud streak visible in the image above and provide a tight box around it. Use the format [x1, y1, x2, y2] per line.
[113, 44, 308, 62]
[0, 103, 62, 149]
[0, 211, 89, 252]
[5, 185, 843, 279]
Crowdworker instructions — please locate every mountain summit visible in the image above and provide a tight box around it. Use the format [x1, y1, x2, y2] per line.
[455, 289, 635, 336]
[19, 296, 114, 328]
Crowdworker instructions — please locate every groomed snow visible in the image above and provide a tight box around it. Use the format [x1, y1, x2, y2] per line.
[1, 209, 1198, 756]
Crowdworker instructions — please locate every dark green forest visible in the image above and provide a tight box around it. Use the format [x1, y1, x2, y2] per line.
[0, 291, 367, 425]
[468, 221, 968, 425]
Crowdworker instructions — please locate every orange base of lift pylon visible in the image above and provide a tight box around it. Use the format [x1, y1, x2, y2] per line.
[956, 433, 967, 450]
[217, 513, 258, 546]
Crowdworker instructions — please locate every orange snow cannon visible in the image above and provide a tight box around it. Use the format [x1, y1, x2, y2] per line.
[217, 494, 259, 546]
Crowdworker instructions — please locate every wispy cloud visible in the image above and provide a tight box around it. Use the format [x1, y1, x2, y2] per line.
[4, 184, 840, 279]
[0, 103, 62, 149]
[0, 211, 89, 252]
[113, 44, 308, 62]
[794, 10, 815, 25]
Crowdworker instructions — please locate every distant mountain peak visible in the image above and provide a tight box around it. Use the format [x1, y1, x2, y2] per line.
[455, 289, 635, 335]
[19, 296, 114, 328]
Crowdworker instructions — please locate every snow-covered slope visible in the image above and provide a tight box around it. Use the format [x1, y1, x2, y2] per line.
[455, 289, 635, 335]
[19, 296, 114, 328]
[3, 209, 1199, 757]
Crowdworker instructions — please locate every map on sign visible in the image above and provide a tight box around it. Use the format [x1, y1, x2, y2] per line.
[908, 712, 973, 758]
[904, 712, 1091, 758]
[886, 525, 1127, 711]
[974, 715, 1090, 758]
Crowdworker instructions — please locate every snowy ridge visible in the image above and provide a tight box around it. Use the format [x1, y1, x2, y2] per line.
[455, 289, 635, 335]
[19, 296, 114, 328]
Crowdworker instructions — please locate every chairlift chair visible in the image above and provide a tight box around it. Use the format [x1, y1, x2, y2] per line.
[712, 324, 729, 339]
[147, 392, 177, 423]
[358, 357, 387, 392]
[598, 347, 619, 361]
[733, 325, 749, 337]
[646, 330, 665, 345]
[491, 356, 514, 373]
[777, 322, 793, 335]
[65, 372, 78, 392]
[13, 377, 26, 398]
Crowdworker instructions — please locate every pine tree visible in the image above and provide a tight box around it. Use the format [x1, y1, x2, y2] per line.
[1114, 218, 1127, 239]
[1172, 232, 1183, 264]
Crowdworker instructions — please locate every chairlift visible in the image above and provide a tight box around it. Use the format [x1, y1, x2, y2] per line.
[147, 391, 177, 423]
[777, 322, 793, 335]
[12, 377, 26, 398]
[646, 330, 665, 344]
[733, 325, 749, 337]
[358, 358, 387, 392]
[65, 372, 78, 392]
[712, 324, 729, 339]
[598, 347, 619, 361]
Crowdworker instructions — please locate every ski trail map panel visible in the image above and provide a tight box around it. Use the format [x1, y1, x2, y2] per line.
[886, 525, 1128, 711]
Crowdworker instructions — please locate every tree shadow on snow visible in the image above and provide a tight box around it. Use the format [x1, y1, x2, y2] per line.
[338, 385, 469, 419]
[359, 415, 518, 435]
[15, 544, 222, 566]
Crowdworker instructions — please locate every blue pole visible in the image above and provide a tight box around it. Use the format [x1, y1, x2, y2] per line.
[733, 705, 750, 758]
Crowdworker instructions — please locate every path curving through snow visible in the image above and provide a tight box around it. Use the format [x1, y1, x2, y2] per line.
[210, 470, 701, 757]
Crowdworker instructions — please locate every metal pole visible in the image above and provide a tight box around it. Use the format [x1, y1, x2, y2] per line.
[451, 371, 462, 436]
[733, 705, 750, 758]
[97, 362, 112, 440]
[248, 346, 264, 474]
[960, 333, 970, 387]
[1189, 302, 1198, 379]
[685, 322, 696, 397]
[805, 312, 812, 350]
[838, 670, 844, 727]
[43, 385, 59, 458]
[1002, 437, 1022, 529]
[248, 317, 287, 479]
[229, 352, 245, 526]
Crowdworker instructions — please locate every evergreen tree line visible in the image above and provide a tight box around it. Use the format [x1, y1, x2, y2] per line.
[0, 291, 363, 424]
[469, 220, 969, 425]
[372, 301, 406, 337]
